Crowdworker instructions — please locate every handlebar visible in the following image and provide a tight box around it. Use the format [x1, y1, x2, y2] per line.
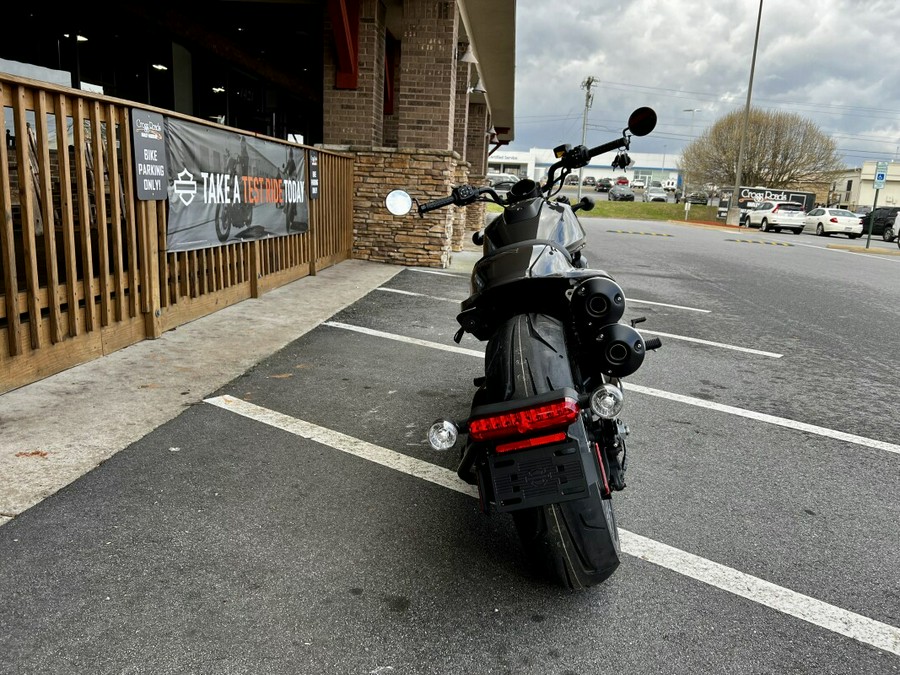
[543, 134, 631, 195]
[418, 194, 457, 214]
[415, 127, 637, 214]
[417, 185, 503, 216]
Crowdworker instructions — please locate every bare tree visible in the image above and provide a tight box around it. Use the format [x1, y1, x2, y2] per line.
[679, 108, 845, 193]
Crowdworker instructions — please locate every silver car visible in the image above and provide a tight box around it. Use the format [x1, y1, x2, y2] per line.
[746, 200, 806, 234]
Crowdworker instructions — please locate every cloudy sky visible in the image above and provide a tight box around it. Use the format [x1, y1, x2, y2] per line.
[507, 0, 900, 168]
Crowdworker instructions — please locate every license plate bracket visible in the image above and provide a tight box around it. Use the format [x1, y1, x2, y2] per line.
[487, 441, 589, 512]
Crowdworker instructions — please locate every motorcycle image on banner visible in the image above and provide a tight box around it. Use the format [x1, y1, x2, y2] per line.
[386, 108, 662, 589]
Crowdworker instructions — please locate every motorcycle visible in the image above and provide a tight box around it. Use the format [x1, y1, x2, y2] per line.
[384, 107, 662, 589]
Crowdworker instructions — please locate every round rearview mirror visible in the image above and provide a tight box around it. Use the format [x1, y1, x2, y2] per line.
[385, 189, 414, 216]
[627, 107, 657, 137]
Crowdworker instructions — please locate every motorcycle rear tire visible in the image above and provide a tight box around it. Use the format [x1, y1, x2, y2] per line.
[484, 313, 621, 589]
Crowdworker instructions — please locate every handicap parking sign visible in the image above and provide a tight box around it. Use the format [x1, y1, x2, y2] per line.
[875, 162, 888, 189]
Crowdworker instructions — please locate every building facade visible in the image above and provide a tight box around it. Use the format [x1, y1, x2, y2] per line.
[830, 161, 900, 210]
[1, 0, 516, 268]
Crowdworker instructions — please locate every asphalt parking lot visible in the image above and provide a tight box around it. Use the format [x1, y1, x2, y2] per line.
[1, 218, 899, 674]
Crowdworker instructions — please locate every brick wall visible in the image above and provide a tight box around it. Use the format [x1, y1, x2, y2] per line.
[453, 58, 471, 161]
[466, 102, 488, 177]
[397, 0, 458, 150]
[322, 0, 386, 146]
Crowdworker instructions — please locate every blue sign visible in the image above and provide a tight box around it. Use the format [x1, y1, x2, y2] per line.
[875, 161, 888, 190]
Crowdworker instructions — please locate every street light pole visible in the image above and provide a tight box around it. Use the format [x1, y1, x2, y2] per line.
[726, 0, 764, 226]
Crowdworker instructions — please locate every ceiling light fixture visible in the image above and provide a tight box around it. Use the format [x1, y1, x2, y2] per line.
[458, 44, 478, 65]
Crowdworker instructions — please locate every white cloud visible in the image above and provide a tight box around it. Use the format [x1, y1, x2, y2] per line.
[508, 0, 900, 166]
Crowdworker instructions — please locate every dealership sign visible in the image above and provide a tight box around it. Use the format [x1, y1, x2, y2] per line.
[131, 110, 168, 200]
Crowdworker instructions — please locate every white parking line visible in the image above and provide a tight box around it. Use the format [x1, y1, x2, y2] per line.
[626, 384, 900, 456]
[323, 321, 900, 457]
[204, 394, 900, 658]
[408, 268, 467, 278]
[324, 322, 484, 357]
[638, 329, 783, 358]
[629, 298, 711, 313]
[375, 287, 464, 304]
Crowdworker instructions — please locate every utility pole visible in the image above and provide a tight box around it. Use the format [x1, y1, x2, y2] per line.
[578, 76, 597, 201]
[726, 0, 764, 226]
[682, 108, 700, 206]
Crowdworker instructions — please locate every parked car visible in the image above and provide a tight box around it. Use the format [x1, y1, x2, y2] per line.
[650, 180, 663, 189]
[883, 215, 899, 242]
[594, 177, 613, 192]
[631, 178, 646, 190]
[486, 172, 518, 186]
[564, 174, 580, 186]
[615, 175, 629, 186]
[685, 191, 709, 205]
[642, 186, 667, 202]
[663, 179, 678, 192]
[583, 176, 596, 186]
[746, 200, 806, 233]
[608, 184, 635, 201]
[803, 207, 863, 238]
[490, 179, 517, 199]
[867, 206, 900, 239]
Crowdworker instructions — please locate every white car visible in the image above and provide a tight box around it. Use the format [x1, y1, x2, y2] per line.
[631, 178, 646, 189]
[803, 207, 863, 239]
[746, 200, 806, 234]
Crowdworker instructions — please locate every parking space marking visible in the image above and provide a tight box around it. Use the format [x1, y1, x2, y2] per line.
[408, 268, 468, 278]
[324, 322, 484, 357]
[376, 287, 464, 304]
[204, 394, 900, 658]
[638, 329, 783, 358]
[608, 230, 675, 237]
[726, 239, 794, 246]
[628, 299, 711, 313]
[324, 322, 900, 457]
[627, 384, 900, 456]
[379, 287, 712, 315]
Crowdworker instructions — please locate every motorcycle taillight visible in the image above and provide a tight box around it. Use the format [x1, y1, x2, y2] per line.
[468, 397, 579, 442]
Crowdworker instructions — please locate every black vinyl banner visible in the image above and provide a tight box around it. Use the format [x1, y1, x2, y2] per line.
[165, 118, 308, 251]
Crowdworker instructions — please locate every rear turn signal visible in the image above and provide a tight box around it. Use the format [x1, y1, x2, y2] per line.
[469, 398, 580, 442]
[427, 420, 459, 451]
[589, 384, 624, 419]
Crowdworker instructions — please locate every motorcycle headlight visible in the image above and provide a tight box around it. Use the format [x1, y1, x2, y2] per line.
[589, 384, 624, 419]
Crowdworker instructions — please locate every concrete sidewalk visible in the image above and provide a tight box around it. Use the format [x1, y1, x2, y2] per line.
[0, 259, 409, 525]
[0, 239, 476, 526]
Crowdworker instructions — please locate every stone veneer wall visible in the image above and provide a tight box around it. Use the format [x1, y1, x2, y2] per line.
[451, 162, 470, 251]
[345, 146, 461, 268]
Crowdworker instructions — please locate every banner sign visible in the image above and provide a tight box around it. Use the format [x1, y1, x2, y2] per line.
[165, 118, 308, 251]
[131, 110, 167, 200]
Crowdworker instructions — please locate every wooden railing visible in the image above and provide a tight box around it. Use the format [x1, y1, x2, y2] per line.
[0, 73, 354, 394]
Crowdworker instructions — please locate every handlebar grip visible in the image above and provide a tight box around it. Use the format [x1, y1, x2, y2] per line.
[587, 136, 628, 158]
[419, 194, 456, 214]
[644, 336, 662, 351]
